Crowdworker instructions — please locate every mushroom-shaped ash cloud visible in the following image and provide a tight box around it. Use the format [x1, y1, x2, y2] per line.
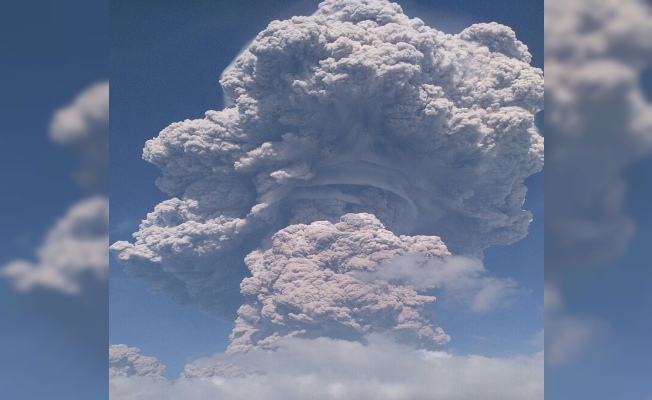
[111, 0, 543, 320]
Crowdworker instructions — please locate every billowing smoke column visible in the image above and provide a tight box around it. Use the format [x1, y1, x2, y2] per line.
[229, 213, 450, 353]
[111, 0, 543, 347]
[109, 344, 167, 380]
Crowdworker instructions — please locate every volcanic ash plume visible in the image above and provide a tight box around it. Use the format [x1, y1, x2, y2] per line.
[109, 344, 167, 380]
[229, 213, 450, 353]
[111, 0, 543, 324]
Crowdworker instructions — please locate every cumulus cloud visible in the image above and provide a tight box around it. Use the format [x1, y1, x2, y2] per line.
[2, 81, 110, 297]
[2, 196, 108, 296]
[229, 213, 450, 353]
[50, 81, 109, 192]
[109, 344, 167, 380]
[110, 336, 543, 400]
[359, 254, 519, 313]
[545, 0, 652, 273]
[0, 196, 109, 349]
[111, 0, 543, 321]
[544, 0, 652, 367]
[1, 81, 109, 348]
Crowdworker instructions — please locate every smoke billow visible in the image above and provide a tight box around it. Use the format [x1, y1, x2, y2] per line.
[110, 0, 543, 329]
[109, 344, 167, 380]
[229, 213, 450, 353]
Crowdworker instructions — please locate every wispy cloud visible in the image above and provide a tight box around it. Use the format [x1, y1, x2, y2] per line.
[358, 254, 521, 313]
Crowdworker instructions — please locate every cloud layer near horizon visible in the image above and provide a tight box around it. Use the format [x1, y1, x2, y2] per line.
[110, 336, 543, 400]
[111, 0, 543, 322]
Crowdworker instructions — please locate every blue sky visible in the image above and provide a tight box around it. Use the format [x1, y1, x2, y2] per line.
[545, 155, 652, 400]
[0, 0, 107, 398]
[109, 0, 544, 379]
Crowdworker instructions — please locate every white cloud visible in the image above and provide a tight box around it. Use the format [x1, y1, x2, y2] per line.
[544, 0, 652, 367]
[0, 196, 108, 348]
[545, 0, 652, 273]
[1, 81, 109, 348]
[2, 197, 108, 296]
[50, 81, 109, 192]
[545, 314, 609, 366]
[110, 336, 543, 400]
[2, 80, 109, 296]
[359, 254, 520, 313]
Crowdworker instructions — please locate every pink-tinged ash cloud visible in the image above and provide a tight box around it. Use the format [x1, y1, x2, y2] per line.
[229, 213, 450, 353]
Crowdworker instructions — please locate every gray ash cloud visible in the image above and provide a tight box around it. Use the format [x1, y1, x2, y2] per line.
[111, 0, 543, 325]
